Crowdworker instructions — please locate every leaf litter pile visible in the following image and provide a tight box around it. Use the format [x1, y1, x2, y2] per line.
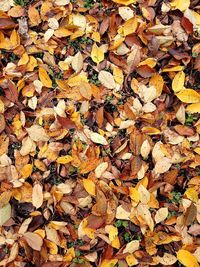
[1, 0, 200, 266]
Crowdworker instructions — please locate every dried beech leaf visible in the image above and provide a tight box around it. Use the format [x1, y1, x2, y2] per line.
[23, 232, 43, 251]
[32, 184, 43, 209]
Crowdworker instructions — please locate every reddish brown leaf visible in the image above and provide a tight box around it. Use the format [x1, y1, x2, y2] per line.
[57, 116, 76, 129]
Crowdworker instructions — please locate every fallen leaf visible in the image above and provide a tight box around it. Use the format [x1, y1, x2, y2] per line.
[0, 203, 11, 226]
[177, 249, 199, 267]
[90, 132, 108, 145]
[23, 232, 43, 251]
[26, 125, 50, 142]
[98, 71, 116, 89]
[172, 71, 185, 93]
[95, 162, 108, 178]
[91, 43, 104, 64]
[32, 184, 43, 209]
[176, 89, 200, 103]
[155, 207, 168, 224]
[39, 67, 52, 88]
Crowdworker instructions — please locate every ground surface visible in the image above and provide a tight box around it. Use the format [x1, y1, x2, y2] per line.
[0, 0, 200, 266]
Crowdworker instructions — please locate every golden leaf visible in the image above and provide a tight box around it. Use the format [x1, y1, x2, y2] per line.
[172, 71, 185, 93]
[82, 179, 96, 196]
[39, 67, 52, 88]
[186, 103, 200, 113]
[20, 164, 33, 179]
[56, 155, 73, 164]
[177, 249, 199, 267]
[112, 0, 136, 6]
[176, 89, 200, 103]
[91, 43, 104, 64]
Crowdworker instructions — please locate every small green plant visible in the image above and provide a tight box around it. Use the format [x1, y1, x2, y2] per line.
[89, 73, 101, 86]
[170, 191, 182, 204]
[70, 0, 77, 3]
[68, 37, 93, 53]
[185, 114, 197, 126]
[114, 220, 129, 228]
[167, 211, 178, 219]
[83, 0, 103, 8]
[11, 142, 21, 150]
[14, 0, 29, 6]
[124, 232, 132, 242]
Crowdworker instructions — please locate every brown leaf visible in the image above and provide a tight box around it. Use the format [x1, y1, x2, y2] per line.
[0, 17, 15, 29]
[164, 169, 179, 185]
[130, 156, 142, 178]
[181, 17, 193, 34]
[92, 188, 107, 216]
[174, 125, 194, 136]
[57, 116, 76, 129]
[184, 203, 197, 226]
[4, 80, 18, 103]
[99, 17, 109, 35]
[96, 106, 104, 128]
[0, 115, 5, 134]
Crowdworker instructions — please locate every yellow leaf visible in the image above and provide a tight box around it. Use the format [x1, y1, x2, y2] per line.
[10, 29, 20, 48]
[106, 225, 118, 242]
[20, 164, 33, 179]
[100, 259, 118, 267]
[91, 43, 104, 64]
[67, 74, 88, 87]
[56, 155, 73, 164]
[111, 236, 120, 249]
[176, 89, 200, 103]
[18, 53, 29, 66]
[112, 0, 136, 6]
[186, 103, 200, 113]
[172, 71, 185, 93]
[91, 32, 100, 42]
[185, 187, 199, 203]
[162, 66, 184, 72]
[129, 187, 140, 203]
[177, 249, 199, 267]
[139, 58, 157, 68]
[64, 247, 75, 262]
[119, 17, 138, 36]
[142, 127, 161, 135]
[126, 254, 138, 266]
[26, 56, 37, 72]
[113, 67, 124, 85]
[45, 240, 58, 255]
[39, 67, 52, 88]
[82, 179, 96, 196]
[170, 0, 190, 12]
